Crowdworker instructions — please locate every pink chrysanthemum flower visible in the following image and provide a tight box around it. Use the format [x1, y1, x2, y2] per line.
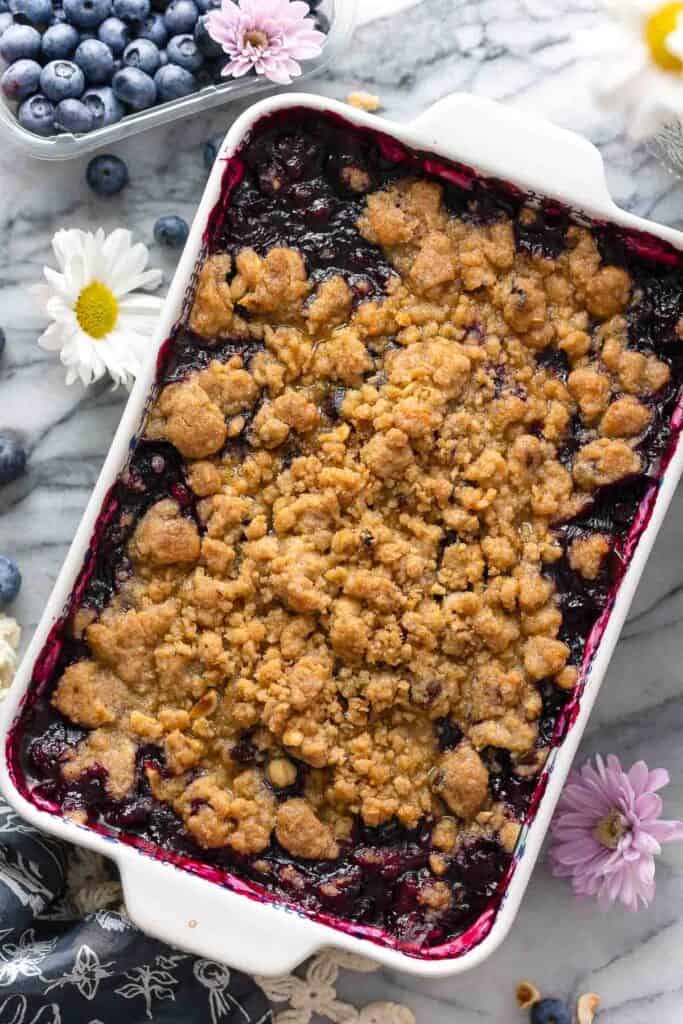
[206, 0, 325, 85]
[549, 754, 683, 911]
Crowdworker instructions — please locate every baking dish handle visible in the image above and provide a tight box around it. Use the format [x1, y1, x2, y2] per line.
[407, 92, 616, 215]
[120, 857, 323, 975]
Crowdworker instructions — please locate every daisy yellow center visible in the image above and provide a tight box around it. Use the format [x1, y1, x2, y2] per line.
[245, 29, 269, 49]
[594, 808, 629, 850]
[75, 281, 118, 340]
[645, 2, 683, 72]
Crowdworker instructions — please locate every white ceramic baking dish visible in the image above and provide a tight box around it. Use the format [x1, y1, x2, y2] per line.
[2, 91, 683, 979]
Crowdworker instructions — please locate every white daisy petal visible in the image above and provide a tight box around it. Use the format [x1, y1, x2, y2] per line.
[43, 266, 77, 305]
[117, 292, 165, 312]
[37, 226, 164, 389]
[38, 321, 71, 352]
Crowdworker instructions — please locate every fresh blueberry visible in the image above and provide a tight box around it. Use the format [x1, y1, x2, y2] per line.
[137, 10, 166, 46]
[74, 37, 114, 81]
[63, 0, 112, 28]
[195, 0, 219, 10]
[112, 0, 149, 23]
[163, 0, 197, 34]
[0, 557, 21, 606]
[82, 83, 123, 125]
[1, 58, 41, 101]
[9, 0, 51, 27]
[530, 999, 572, 1024]
[17, 92, 54, 133]
[54, 95, 93, 130]
[123, 36, 160, 74]
[86, 151, 128, 194]
[42, 21, 80, 59]
[194, 62, 212, 87]
[40, 60, 85, 101]
[314, 8, 329, 31]
[202, 130, 220, 168]
[97, 14, 129, 53]
[193, 14, 220, 57]
[154, 213, 188, 248]
[0, 435, 27, 484]
[166, 33, 201, 70]
[202, 54, 227, 81]
[112, 64, 155, 107]
[0, 24, 41, 61]
[153, 62, 195, 101]
[0, 329, 5, 360]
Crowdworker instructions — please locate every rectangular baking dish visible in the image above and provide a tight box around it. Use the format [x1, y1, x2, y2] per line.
[0, 0, 356, 160]
[2, 91, 683, 979]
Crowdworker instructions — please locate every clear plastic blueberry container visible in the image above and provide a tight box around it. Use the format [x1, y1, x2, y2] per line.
[0, 0, 357, 160]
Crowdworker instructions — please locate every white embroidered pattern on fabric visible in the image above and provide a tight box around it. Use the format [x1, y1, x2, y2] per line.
[0, 668, 415, 1024]
[256, 950, 415, 1024]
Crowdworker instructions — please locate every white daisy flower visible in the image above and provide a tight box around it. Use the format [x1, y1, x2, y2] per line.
[597, 1, 683, 139]
[36, 227, 164, 390]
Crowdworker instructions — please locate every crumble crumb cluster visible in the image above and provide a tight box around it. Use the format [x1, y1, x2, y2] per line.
[52, 176, 669, 871]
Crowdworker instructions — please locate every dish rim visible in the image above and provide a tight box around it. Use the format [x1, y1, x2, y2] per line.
[2, 90, 683, 978]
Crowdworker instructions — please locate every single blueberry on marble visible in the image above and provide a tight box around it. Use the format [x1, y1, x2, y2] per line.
[530, 999, 572, 1024]
[86, 151, 128, 194]
[0, 436, 27, 485]
[202, 131, 221, 169]
[154, 213, 189, 248]
[0, 557, 21, 606]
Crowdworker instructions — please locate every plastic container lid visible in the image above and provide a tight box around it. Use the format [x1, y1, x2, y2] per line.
[0, 0, 358, 160]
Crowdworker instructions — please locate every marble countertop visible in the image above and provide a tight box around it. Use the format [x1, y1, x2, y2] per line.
[3, 0, 683, 1020]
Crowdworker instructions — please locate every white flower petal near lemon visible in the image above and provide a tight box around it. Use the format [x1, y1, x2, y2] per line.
[597, 1, 683, 139]
[36, 228, 164, 390]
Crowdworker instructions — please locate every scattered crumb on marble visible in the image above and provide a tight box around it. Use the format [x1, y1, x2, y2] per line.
[347, 91, 382, 112]
[515, 981, 541, 1009]
[577, 992, 601, 1024]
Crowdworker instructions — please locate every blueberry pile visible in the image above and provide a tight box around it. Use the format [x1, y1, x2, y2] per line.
[0, 0, 330, 137]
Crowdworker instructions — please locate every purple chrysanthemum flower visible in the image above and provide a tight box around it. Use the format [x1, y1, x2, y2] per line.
[206, 0, 325, 85]
[549, 754, 683, 911]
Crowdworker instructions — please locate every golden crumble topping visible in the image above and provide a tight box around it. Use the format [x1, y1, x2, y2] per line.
[53, 178, 666, 863]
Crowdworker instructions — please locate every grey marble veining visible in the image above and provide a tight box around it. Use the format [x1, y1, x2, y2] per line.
[2, 1, 683, 1020]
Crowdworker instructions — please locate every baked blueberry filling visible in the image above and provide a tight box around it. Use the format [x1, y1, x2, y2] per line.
[10, 109, 683, 954]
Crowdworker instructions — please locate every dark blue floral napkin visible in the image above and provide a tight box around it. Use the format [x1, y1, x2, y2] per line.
[0, 799, 272, 1024]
